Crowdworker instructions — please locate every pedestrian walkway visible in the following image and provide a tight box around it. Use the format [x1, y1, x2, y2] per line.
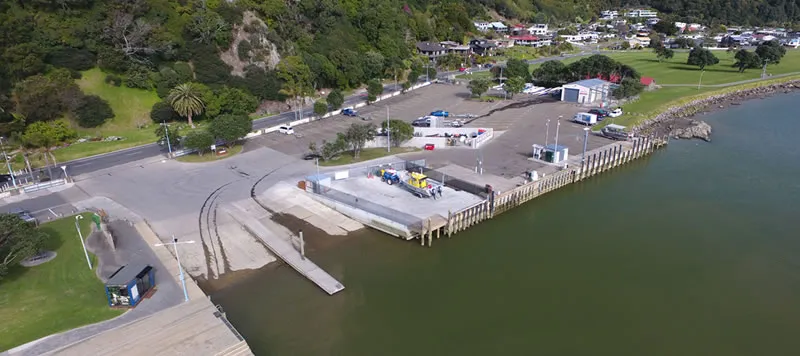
[225, 202, 345, 295]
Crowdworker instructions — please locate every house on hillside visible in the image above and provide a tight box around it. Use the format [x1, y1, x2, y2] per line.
[416, 42, 447, 60]
[625, 9, 658, 18]
[469, 39, 498, 56]
[440, 41, 472, 56]
[509, 35, 551, 47]
[600, 10, 619, 20]
[528, 24, 549, 35]
[490, 22, 508, 33]
[474, 22, 491, 32]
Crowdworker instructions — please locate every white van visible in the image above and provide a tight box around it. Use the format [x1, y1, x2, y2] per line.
[279, 126, 294, 135]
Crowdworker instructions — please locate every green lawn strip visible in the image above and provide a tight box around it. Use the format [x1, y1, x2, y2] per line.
[320, 147, 419, 166]
[63, 68, 161, 161]
[0, 213, 124, 351]
[602, 74, 800, 129]
[176, 144, 244, 163]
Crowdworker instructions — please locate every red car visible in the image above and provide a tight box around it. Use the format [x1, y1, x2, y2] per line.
[459, 67, 468, 72]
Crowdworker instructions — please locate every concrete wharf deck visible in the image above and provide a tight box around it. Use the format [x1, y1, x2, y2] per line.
[226, 202, 345, 295]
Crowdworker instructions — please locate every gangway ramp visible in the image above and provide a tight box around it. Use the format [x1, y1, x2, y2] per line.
[224, 202, 345, 295]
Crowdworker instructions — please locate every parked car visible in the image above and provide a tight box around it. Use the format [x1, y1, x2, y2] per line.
[484, 63, 494, 69]
[278, 126, 294, 135]
[430, 110, 449, 117]
[588, 108, 610, 120]
[303, 152, 322, 160]
[9, 208, 37, 225]
[412, 117, 433, 127]
[608, 108, 623, 118]
[342, 108, 358, 117]
[459, 67, 468, 72]
[601, 124, 633, 140]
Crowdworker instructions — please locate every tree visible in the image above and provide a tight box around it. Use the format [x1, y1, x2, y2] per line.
[756, 40, 787, 74]
[104, 10, 155, 58]
[150, 101, 181, 123]
[467, 78, 490, 97]
[381, 119, 413, 147]
[154, 123, 180, 148]
[75, 95, 114, 128]
[654, 46, 675, 62]
[12, 71, 81, 123]
[208, 114, 252, 143]
[402, 81, 412, 93]
[734, 50, 761, 73]
[188, 9, 230, 47]
[183, 130, 214, 156]
[613, 78, 645, 99]
[168, 83, 205, 128]
[620, 41, 631, 50]
[673, 37, 694, 49]
[687, 48, 720, 70]
[22, 120, 76, 176]
[504, 77, 525, 98]
[362, 51, 386, 80]
[367, 78, 383, 103]
[205, 87, 259, 118]
[652, 21, 678, 36]
[532, 60, 567, 88]
[276, 56, 313, 117]
[327, 89, 344, 110]
[314, 100, 328, 116]
[342, 123, 376, 158]
[505, 58, 531, 82]
[319, 137, 347, 161]
[0, 213, 48, 279]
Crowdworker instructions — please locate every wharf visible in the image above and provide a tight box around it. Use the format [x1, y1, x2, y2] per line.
[225, 201, 345, 295]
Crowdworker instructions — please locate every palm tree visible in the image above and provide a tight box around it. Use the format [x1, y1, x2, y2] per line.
[168, 83, 205, 128]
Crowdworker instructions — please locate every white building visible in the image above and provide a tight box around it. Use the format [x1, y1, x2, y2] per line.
[528, 24, 549, 35]
[474, 22, 491, 32]
[490, 22, 508, 32]
[600, 10, 619, 20]
[646, 18, 660, 26]
[561, 79, 613, 104]
[625, 9, 658, 18]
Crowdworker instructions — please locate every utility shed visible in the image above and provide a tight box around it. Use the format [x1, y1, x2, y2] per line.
[105, 263, 155, 308]
[561, 78, 613, 104]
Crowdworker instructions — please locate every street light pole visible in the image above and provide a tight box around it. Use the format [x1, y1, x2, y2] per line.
[154, 237, 196, 302]
[386, 106, 391, 153]
[162, 121, 173, 155]
[582, 127, 590, 168]
[544, 119, 550, 149]
[554, 118, 561, 162]
[0, 136, 17, 188]
[74, 215, 92, 270]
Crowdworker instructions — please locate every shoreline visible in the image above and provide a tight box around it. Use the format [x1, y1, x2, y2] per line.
[633, 78, 800, 141]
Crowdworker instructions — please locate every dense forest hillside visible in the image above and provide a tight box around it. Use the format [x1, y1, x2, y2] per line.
[1, 0, 798, 140]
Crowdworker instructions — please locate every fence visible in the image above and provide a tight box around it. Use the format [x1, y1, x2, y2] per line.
[439, 135, 669, 240]
[22, 178, 67, 194]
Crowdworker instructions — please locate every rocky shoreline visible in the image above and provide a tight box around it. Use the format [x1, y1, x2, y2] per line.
[633, 80, 800, 142]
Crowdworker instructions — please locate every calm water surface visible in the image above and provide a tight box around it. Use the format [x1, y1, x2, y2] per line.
[212, 93, 800, 356]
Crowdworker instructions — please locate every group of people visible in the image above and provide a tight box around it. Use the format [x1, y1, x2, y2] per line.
[429, 185, 443, 199]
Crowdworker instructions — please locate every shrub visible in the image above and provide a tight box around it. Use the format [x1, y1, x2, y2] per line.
[237, 39, 252, 61]
[313, 100, 328, 116]
[125, 65, 152, 89]
[75, 95, 114, 128]
[97, 47, 130, 73]
[173, 62, 194, 82]
[46, 47, 96, 72]
[150, 101, 181, 123]
[237, 65, 284, 100]
[105, 74, 122, 86]
[183, 129, 215, 155]
[190, 44, 232, 86]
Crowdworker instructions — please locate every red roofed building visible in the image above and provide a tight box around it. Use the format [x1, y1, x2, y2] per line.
[584, 74, 656, 88]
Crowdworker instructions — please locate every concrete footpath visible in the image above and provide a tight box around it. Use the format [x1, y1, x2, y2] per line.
[40, 222, 253, 356]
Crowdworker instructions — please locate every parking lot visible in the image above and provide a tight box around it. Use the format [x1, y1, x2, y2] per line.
[249, 83, 620, 182]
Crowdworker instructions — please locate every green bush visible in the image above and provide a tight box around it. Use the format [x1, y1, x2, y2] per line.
[150, 101, 181, 123]
[173, 62, 194, 82]
[75, 95, 114, 128]
[124, 66, 152, 89]
[97, 47, 130, 73]
[104, 74, 122, 87]
[46, 47, 96, 71]
[237, 40, 252, 61]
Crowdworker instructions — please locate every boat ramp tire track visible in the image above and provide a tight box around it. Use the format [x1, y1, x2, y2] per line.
[198, 182, 234, 279]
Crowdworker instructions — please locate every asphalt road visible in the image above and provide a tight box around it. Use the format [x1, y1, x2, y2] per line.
[54, 50, 606, 179]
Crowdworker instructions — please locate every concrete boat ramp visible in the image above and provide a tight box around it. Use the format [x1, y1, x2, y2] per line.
[225, 199, 345, 295]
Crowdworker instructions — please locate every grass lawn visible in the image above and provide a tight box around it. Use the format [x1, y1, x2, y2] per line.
[0, 213, 124, 352]
[64, 68, 162, 161]
[176, 144, 244, 163]
[320, 147, 419, 166]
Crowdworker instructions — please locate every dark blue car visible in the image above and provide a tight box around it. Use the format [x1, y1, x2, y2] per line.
[342, 108, 358, 116]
